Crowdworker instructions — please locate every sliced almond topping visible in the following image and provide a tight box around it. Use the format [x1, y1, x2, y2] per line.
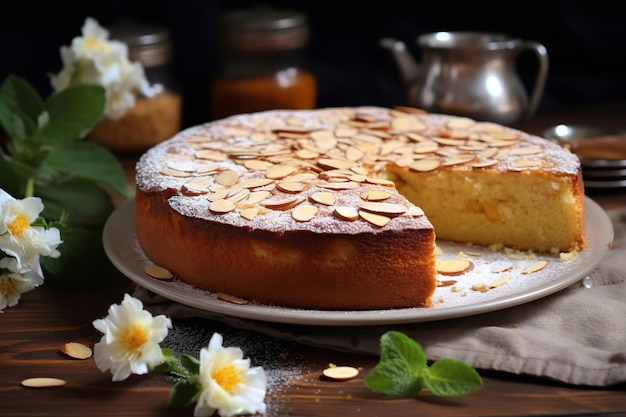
[295, 149, 319, 159]
[145, 264, 174, 280]
[334, 206, 359, 221]
[21, 378, 66, 388]
[310, 129, 338, 150]
[359, 202, 407, 216]
[243, 190, 271, 206]
[471, 159, 499, 168]
[360, 189, 391, 201]
[217, 292, 249, 305]
[317, 158, 355, 170]
[195, 149, 227, 161]
[160, 168, 192, 177]
[292, 204, 319, 222]
[522, 260, 549, 274]
[358, 210, 391, 227]
[391, 115, 426, 132]
[319, 181, 360, 190]
[277, 181, 306, 193]
[209, 199, 236, 213]
[409, 158, 441, 172]
[60, 342, 93, 360]
[238, 178, 274, 189]
[196, 162, 220, 174]
[244, 160, 274, 171]
[322, 366, 360, 381]
[515, 159, 542, 169]
[436, 259, 474, 276]
[508, 146, 543, 156]
[477, 147, 499, 159]
[262, 196, 303, 210]
[442, 155, 475, 166]
[265, 165, 297, 179]
[345, 146, 364, 161]
[208, 188, 229, 201]
[227, 188, 250, 203]
[335, 127, 359, 138]
[310, 191, 336, 206]
[215, 170, 240, 186]
[447, 117, 476, 129]
[240, 207, 259, 220]
[365, 177, 395, 186]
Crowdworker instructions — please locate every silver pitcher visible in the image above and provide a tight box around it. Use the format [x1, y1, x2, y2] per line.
[380, 31, 549, 126]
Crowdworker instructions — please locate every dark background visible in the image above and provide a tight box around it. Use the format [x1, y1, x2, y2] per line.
[1, 0, 625, 129]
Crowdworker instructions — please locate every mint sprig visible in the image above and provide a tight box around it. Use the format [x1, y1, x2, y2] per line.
[0, 74, 128, 285]
[365, 331, 483, 397]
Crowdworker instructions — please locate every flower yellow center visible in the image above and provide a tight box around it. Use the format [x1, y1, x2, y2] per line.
[120, 326, 148, 350]
[213, 364, 241, 392]
[0, 274, 17, 295]
[84, 36, 109, 52]
[7, 215, 29, 237]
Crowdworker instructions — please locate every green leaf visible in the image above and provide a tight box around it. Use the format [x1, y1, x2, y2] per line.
[423, 359, 484, 397]
[36, 84, 105, 146]
[40, 224, 113, 287]
[168, 379, 200, 410]
[180, 354, 201, 376]
[365, 359, 424, 397]
[34, 177, 115, 228]
[0, 150, 36, 197]
[379, 331, 427, 374]
[40, 142, 127, 198]
[0, 75, 43, 140]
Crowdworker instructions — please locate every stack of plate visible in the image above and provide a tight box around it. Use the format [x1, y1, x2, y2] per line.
[543, 124, 626, 189]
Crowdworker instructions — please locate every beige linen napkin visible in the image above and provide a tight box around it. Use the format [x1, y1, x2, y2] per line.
[134, 207, 626, 387]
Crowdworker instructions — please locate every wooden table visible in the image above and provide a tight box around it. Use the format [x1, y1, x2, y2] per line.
[2, 103, 625, 417]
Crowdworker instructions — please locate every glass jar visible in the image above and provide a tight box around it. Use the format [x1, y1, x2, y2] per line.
[88, 22, 182, 153]
[210, 7, 317, 120]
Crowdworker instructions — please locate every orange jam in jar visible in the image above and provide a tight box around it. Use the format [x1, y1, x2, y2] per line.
[210, 7, 317, 120]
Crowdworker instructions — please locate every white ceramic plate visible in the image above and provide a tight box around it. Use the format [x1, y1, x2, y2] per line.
[103, 197, 613, 326]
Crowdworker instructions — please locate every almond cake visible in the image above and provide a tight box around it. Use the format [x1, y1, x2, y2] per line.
[134, 106, 585, 310]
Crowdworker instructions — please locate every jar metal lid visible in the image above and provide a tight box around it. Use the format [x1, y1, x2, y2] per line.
[109, 21, 172, 67]
[219, 7, 309, 51]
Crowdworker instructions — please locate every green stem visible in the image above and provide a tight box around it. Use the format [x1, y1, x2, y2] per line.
[25, 177, 34, 198]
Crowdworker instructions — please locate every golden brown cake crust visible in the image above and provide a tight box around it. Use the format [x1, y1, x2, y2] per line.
[134, 106, 585, 310]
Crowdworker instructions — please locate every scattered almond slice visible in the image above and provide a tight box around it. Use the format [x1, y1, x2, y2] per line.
[436, 259, 474, 276]
[239, 207, 259, 220]
[60, 342, 92, 360]
[145, 264, 174, 280]
[491, 265, 513, 273]
[489, 275, 511, 288]
[215, 170, 240, 186]
[217, 292, 249, 305]
[21, 377, 66, 388]
[322, 366, 360, 381]
[522, 259, 549, 274]
[265, 165, 297, 179]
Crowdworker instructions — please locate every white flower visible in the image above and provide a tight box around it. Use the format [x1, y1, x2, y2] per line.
[194, 333, 267, 417]
[49, 17, 162, 120]
[92, 293, 172, 382]
[0, 189, 62, 278]
[0, 257, 41, 311]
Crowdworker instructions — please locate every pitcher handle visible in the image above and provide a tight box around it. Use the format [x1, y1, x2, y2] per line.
[519, 41, 549, 125]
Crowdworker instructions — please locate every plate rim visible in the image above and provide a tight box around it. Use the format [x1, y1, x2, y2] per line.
[103, 197, 613, 326]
